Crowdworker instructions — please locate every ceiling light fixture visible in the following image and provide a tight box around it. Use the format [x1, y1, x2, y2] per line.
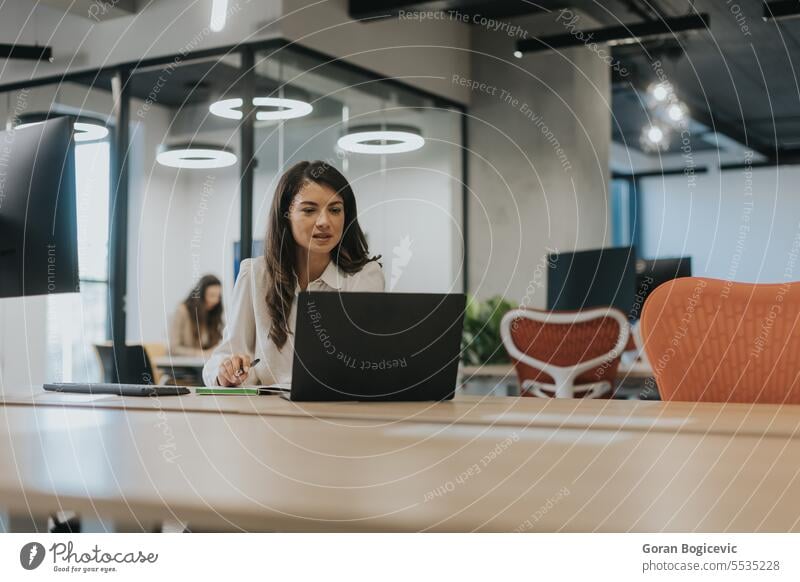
[209, 97, 313, 121]
[337, 124, 425, 155]
[641, 124, 670, 152]
[156, 143, 237, 169]
[647, 125, 664, 144]
[73, 122, 110, 142]
[763, 0, 800, 21]
[210, 0, 228, 32]
[648, 82, 673, 102]
[666, 102, 687, 123]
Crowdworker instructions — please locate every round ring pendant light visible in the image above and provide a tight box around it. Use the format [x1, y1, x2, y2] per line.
[156, 143, 237, 169]
[73, 121, 110, 142]
[337, 124, 424, 154]
[209, 97, 313, 121]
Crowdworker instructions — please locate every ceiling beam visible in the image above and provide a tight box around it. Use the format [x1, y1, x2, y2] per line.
[0, 44, 53, 61]
[518, 13, 710, 54]
[612, 167, 709, 179]
[720, 150, 800, 170]
[349, 0, 551, 21]
[762, 1, 800, 21]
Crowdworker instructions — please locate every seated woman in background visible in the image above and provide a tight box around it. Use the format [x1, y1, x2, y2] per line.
[170, 274, 224, 356]
[202, 160, 384, 387]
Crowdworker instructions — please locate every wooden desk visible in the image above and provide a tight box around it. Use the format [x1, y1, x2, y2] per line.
[3, 385, 800, 438]
[1, 403, 800, 532]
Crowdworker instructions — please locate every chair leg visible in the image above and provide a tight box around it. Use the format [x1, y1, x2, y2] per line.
[49, 512, 81, 533]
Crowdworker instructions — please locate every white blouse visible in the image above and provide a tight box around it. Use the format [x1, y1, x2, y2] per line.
[202, 257, 385, 386]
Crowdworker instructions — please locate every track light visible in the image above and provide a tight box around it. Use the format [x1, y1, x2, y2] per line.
[666, 102, 687, 123]
[648, 82, 673, 102]
[641, 124, 670, 152]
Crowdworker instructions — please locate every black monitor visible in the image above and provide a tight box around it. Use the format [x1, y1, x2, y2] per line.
[0, 116, 79, 298]
[631, 257, 692, 319]
[547, 246, 636, 316]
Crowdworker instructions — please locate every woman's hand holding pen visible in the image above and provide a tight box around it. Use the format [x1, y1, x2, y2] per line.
[217, 354, 257, 386]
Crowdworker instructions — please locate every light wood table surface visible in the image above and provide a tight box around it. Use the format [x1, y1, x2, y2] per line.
[2, 403, 800, 532]
[3, 386, 800, 438]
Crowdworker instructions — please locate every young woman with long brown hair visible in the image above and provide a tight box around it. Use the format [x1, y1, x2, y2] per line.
[202, 161, 384, 386]
[169, 274, 224, 356]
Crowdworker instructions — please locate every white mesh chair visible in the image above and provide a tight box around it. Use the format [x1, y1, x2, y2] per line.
[500, 307, 630, 399]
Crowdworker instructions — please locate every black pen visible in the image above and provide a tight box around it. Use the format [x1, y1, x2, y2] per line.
[236, 358, 260, 377]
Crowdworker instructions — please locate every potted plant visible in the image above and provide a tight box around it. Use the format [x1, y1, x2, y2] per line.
[461, 295, 516, 365]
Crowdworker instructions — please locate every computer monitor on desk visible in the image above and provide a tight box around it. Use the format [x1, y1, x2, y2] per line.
[547, 246, 636, 316]
[0, 117, 79, 298]
[631, 257, 692, 320]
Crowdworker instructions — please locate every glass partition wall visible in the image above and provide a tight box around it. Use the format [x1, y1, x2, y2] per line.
[252, 46, 465, 293]
[126, 54, 242, 354]
[0, 40, 466, 385]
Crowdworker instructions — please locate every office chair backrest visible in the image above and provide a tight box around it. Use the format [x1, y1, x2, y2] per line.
[640, 277, 800, 403]
[500, 307, 630, 398]
[94, 344, 158, 384]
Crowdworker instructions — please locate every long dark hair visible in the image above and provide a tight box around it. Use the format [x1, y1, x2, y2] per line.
[184, 274, 224, 348]
[265, 160, 379, 349]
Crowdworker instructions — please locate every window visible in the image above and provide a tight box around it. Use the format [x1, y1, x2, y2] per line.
[46, 139, 111, 382]
[611, 177, 636, 248]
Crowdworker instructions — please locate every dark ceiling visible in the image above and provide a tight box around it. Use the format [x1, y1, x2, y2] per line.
[351, 0, 800, 163]
[75, 53, 432, 121]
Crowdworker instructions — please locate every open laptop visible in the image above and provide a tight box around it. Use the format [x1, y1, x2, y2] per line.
[286, 291, 466, 401]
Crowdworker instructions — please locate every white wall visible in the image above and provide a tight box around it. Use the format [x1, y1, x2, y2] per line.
[126, 101, 240, 345]
[468, 11, 612, 305]
[0, 297, 48, 390]
[640, 163, 800, 283]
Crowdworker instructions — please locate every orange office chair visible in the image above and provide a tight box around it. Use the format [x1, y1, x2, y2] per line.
[500, 307, 630, 398]
[640, 277, 800, 404]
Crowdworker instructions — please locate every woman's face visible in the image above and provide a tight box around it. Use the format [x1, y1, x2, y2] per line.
[204, 284, 221, 310]
[288, 181, 345, 255]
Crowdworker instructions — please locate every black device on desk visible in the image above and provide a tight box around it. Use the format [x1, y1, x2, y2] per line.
[630, 256, 692, 319]
[287, 291, 466, 402]
[44, 383, 190, 396]
[547, 246, 636, 316]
